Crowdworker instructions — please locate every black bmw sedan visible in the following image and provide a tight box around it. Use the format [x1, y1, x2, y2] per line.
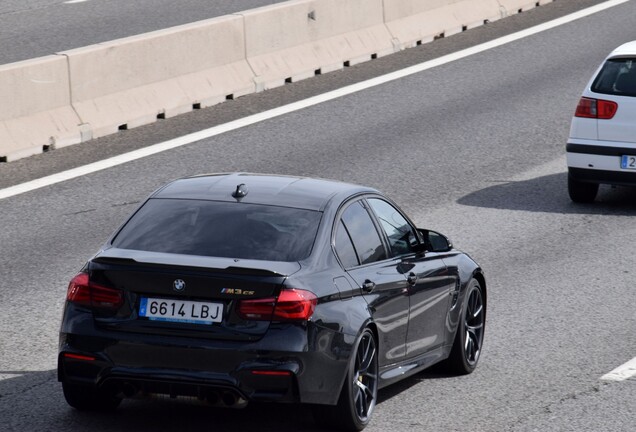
[58, 173, 486, 431]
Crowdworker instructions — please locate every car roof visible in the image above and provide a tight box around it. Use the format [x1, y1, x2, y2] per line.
[608, 40, 636, 59]
[151, 173, 378, 211]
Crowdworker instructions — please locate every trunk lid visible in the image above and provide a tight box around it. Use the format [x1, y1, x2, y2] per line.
[88, 248, 300, 341]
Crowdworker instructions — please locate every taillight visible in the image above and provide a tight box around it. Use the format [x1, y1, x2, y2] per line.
[236, 297, 276, 320]
[237, 289, 317, 321]
[66, 272, 124, 310]
[273, 289, 318, 320]
[575, 97, 618, 119]
[66, 273, 91, 305]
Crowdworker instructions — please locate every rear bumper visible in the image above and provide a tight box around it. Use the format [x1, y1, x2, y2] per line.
[58, 354, 299, 406]
[566, 141, 636, 186]
[58, 306, 350, 406]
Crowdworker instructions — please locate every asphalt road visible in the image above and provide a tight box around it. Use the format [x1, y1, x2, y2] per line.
[0, 0, 286, 65]
[1, 0, 635, 431]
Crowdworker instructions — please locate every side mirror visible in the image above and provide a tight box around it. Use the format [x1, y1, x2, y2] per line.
[417, 229, 453, 252]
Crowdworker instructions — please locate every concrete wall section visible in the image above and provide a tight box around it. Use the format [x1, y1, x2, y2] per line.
[0, 56, 81, 162]
[243, 0, 395, 90]
[64, 16, 255, 139]
[384, 0, 504, 49]
[0, 0, 558, 162]
[499, 1, 554, 15]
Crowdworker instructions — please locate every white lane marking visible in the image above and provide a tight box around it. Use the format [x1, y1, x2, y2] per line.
[64, 0, 90, 4]
[0, 0, 629, 201]
[601, 357, 636, 382]
[0, 373, 23, 382]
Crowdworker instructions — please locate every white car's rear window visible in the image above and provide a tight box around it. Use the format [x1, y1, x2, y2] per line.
[592, 58, 636, 97]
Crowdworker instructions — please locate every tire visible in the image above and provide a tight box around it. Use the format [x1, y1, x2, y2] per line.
[443, 279, 485, 375]
[568, 175, 598, 203]
[62, 382, 121, 411]
[312, 328, 378, 431]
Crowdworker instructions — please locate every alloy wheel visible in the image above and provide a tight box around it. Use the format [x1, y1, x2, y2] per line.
[352, 331, 378, 423]
[464, 286, 485, 366]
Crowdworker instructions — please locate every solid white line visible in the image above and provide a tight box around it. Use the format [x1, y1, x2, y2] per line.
[601, 357, 636, 382]
[0, 373, 23, 382]
[0, 0, 629, 201]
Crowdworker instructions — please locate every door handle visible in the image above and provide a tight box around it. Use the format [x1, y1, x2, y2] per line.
[407, 272, 417, 286]
[362, 279, 376, 293]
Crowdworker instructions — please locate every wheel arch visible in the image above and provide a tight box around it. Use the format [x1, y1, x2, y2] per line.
[329, 319, 379, 404]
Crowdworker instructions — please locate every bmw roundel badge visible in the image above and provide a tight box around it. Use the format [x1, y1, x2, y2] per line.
[173, 279, 186, 292]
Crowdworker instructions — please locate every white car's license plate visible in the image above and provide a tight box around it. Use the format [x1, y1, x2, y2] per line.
[620, 155, 636, 170]
[139, 297, 223, 325]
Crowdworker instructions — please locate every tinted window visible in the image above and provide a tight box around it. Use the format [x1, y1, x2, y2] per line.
[367, 198, 418, 256]
[335, 221, 359, 268]
[592, 58, 636, 96]
[340, 201, 387, 265]
[112, 199, 322, 262]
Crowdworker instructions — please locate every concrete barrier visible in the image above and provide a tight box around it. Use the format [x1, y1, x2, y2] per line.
[0, 56, 82, 162]
[242, 0, 395, 91]
[499, 1, 554, 15]
[63, 15, 255, 140]
[0, 0, 557, 162]
[384, 0, 504, 49]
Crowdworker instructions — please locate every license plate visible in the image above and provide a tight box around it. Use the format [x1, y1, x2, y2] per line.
[139, 297, 223, 325]
[621, 155, 636, 170]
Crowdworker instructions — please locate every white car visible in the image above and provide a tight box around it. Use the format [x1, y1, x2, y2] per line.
[567, 40, 636, 202]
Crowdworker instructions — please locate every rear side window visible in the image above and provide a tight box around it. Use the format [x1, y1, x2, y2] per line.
[592, 58, 636, 96]
[340, 201, 387, 265]
[334, 221, 359, 268]
[112, 199, 322, 262]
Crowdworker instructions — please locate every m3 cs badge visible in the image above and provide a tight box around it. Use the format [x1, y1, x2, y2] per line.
[221, 288, 255, 296]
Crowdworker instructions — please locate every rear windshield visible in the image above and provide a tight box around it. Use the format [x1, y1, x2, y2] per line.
[592, 58, 636, 96]
[111, 199, 322, 262]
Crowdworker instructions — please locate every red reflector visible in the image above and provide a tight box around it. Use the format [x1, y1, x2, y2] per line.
[63, 353, 96, 361]
[66, 272, 123, 309]
[575, 97, 617, 119]
[251, 370, 292, 376]
[237, 289, 317, 321]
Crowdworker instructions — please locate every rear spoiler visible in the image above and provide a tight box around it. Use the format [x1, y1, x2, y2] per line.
[92, 248, 301, 277]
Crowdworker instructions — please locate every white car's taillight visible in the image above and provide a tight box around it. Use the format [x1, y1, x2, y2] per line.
[574, 97, 618, 119]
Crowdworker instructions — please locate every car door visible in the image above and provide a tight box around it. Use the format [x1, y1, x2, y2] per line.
[333, 199, 410, 365]
[366, 198, 454, 360]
